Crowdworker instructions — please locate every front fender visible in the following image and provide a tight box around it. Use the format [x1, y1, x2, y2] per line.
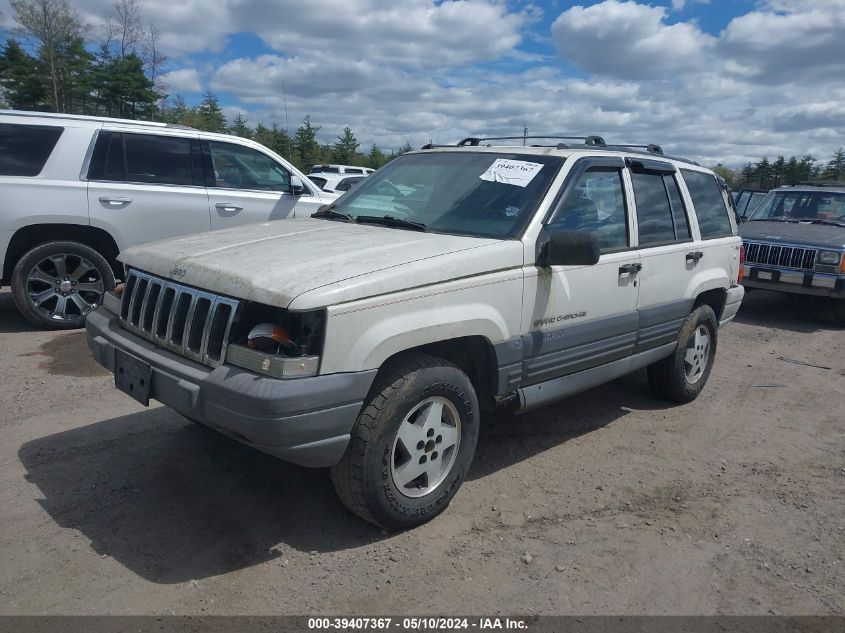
[319, 273, 523, 374]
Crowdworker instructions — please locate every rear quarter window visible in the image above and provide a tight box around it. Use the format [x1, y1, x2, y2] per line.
[0, 123, 64, 177]
[682, 169, 734, 238]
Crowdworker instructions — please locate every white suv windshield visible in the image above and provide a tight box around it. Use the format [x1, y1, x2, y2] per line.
[324, 151, 564, 238]
[749, 190, 845, 223]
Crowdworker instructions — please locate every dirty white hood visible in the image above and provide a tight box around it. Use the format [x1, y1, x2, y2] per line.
[119, 218, 520, 309]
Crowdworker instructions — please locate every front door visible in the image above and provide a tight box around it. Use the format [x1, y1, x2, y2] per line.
[520, 158, 640, 386]
[204, 140, 323, 230]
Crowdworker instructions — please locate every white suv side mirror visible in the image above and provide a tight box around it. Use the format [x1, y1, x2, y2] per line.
[290, 175, 306, 196]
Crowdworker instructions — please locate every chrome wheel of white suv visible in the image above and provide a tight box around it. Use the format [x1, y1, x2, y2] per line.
[11, 241, 115, 330]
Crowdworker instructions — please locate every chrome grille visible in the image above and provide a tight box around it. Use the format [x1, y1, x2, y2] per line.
[119, 269, 239, 367]
[743, 241, 816, 271]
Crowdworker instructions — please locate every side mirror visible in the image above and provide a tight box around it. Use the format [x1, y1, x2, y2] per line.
[290, 175, 305, 196]
[539, 228, 601, 267]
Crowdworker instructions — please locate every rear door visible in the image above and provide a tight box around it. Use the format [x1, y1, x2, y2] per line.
[627, 159, 698, 352]
[520, 157, 640, 385]
[203, 139, 325, 229]
[679, 168, 741, 291]
[87, 130, 210, 251]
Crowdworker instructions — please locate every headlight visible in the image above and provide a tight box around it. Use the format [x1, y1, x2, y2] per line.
[818, 250, 842, 265]
[226, 345, 319, 378]
[225, 305, 325, 379]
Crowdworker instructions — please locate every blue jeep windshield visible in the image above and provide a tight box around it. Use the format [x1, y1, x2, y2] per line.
[324, 151, 564, 238]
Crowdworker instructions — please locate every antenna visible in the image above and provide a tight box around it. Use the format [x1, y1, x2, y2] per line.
[523, 124, 527, 147]
[282, 80, 292, 162]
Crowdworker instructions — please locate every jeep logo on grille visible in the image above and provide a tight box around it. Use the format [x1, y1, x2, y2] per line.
[764, 235, 782, 240]
[170, 266, 187, 279]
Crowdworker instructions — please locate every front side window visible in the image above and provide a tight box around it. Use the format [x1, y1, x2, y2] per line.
[207, 141, 290, 191]
[0, 123, 63, 177]
[123, 133, 195, 186]
[325, 151, 564, 239]
[682, 169, 734, 238]
[336, 177, 363, 192]
[548, 167, 628, 251]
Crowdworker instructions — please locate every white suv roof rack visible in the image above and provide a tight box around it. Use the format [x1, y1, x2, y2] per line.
[0, 109, 195, 130]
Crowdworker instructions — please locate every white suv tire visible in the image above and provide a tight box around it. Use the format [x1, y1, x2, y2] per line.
[11, 241, 115, 330]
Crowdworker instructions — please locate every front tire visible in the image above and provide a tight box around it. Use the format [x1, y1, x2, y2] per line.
[11, 241, 115, 330]
[647, 305, 718, 403]
[330, 353, 480, 530]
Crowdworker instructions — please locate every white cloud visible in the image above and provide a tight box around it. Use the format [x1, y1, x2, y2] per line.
[550, 0, 713, 79]
[2, 0, 844, 165]
[159, 68, 202, 94]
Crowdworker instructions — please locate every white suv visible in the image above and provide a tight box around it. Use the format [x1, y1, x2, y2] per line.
[86, 135, 744, 529]
[0, 111, 337, 329]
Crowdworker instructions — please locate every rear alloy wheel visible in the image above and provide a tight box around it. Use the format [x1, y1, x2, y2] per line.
[11, 241, 115, 330]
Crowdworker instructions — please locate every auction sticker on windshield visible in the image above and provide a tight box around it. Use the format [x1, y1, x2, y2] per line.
[480, 158, 544, 187]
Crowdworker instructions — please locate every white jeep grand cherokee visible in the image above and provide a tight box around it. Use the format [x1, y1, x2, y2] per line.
[86, 135, 745, 530]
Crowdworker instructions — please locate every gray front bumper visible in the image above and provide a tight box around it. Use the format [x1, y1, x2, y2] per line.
[744, 267, 845, 298]
[86, 307, 377, 468]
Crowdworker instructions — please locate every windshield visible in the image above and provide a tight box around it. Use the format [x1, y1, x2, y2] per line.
[748, 190, 845, 222]
[322, 151, 564, 238]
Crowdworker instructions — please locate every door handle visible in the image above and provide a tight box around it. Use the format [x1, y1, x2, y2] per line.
[215, 202, 244, 213]
[618, 263, 642, 275]
[98, 196, 132, 206]
[686, 251, 704, 263]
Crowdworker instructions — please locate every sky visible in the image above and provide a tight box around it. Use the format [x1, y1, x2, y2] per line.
[3, 0, 845, 167]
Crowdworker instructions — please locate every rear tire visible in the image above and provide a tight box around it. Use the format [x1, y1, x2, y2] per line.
[647, 305, 718, 403]
[330, 353, 480, 530]
[11, 241, 115, 330]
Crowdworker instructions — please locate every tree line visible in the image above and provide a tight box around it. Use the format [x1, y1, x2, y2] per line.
[714, 149, 845, 191]
[0, 0, 409, 170]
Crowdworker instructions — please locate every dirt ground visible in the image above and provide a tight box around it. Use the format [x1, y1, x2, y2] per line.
[0, 287, 842, 616]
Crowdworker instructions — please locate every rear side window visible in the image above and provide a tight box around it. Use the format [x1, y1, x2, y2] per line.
[632, 172, 674, 246]
[0, 123, 63, 177]
[682, 169, 734, 238]
[124, 134, 194, 186]
[89, 132, 197, 186]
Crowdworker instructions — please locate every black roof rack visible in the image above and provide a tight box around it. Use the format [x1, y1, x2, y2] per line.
[423, 134, 698, 165]
[790, 180, 845, 188]
[457, 135, 607, 147]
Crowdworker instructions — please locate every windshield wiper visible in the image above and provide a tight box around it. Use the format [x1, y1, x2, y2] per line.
[806, 219, 845, 228]
[355, 215, 428, 232]
[746, 218, 798, 223]
[311, 206, 354, 222]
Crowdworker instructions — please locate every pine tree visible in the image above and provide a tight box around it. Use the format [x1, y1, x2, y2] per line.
[755, 156, 773, 189]
[293, 115, 321, 171]
[160, 94, 189, 124]
[367, 143, 386, 169]
[185, 91, 226, 132]
[824, 148, 845, 181]
[397, 141, 413, 155]
[333, 126, 360, 164]
[772, 156, 786, 188]
[229, 112, 252, 137]
[0, 38, 47, 110]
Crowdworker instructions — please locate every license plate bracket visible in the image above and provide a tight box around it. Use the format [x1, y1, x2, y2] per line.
[114, 348, 152, 406]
